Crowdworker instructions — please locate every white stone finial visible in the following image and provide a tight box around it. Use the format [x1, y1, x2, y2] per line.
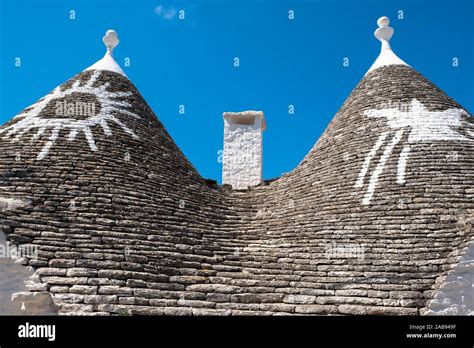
[377, 16, 390, 27]
[103, 29, 119, 54]
[374, 16, 394, 50]
[366, 16, 408, 74]
[84, 29, 127, 77]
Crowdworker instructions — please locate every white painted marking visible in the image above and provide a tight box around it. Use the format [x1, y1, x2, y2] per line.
[364, 99, 471, 143]
[100, 119, 112, 136]
[362, 129, 403, 205]
[37, 127, 59, 160]
[32, 127, 45, 140]
[68, 129, 78, 141]
[355, 131, 388, 188]
[83, 128, 98, 151]
[358, 99, 472, 205]
[0, 71, 141, 159]
[397, 145, 410, 184]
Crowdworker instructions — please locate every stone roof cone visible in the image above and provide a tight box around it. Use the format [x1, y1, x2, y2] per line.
[237, 17, 474, 315]
[0, 30, 237, 315]
[0, 29, 188, 163]
[287, 16, 473, 206]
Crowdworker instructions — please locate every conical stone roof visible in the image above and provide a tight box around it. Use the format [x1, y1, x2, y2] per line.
[0, 20, 472, 316]
[238, 63, 473, 315]
[0, 30, 240, 315]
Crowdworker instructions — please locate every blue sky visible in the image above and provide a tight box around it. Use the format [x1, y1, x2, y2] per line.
[0, 0, 473, 182]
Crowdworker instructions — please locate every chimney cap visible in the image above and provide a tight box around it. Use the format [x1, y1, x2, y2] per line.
[223, 110, 266, 131]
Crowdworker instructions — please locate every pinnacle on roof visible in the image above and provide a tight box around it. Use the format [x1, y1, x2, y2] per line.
[366, 16, 408, 74]
[85, 29, 127, 77]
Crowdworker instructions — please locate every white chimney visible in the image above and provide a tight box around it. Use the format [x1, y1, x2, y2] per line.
[222, 111, 266, 189]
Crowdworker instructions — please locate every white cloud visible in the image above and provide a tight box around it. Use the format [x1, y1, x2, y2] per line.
[154, 5, 177, 20]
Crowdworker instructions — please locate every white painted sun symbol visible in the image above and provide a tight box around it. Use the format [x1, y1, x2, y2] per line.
[0, 70, 140, 160]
